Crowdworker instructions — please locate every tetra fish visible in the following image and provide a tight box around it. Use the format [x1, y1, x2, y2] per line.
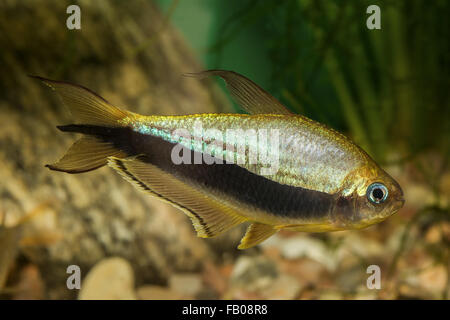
[33, 70, 404, 249]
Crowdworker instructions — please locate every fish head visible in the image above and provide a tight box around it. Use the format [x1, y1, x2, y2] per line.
[333, 166, 404, 229]
[353, 167, 405, 228]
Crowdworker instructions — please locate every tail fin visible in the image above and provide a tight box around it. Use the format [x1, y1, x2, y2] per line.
[32, 76, 130, 173]
[45, 136, 127, 173]
[30, 76, 128, 126]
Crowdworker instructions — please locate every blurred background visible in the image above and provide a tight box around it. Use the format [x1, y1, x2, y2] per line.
[0, 0, 448, 300]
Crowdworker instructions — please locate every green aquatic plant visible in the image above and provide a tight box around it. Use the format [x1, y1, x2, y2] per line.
[205, 0, 449, 164]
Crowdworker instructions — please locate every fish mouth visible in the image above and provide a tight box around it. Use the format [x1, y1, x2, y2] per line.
[391, 198, 405, 215]
[357, 198, 405, 228]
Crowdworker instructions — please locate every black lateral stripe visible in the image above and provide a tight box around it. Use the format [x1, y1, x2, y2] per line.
[113, 158, 213, 237]
[63, 124, 334, 220]
[128, 131, 334, 220]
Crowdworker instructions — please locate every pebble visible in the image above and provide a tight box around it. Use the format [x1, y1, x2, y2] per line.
[169, 273, 203, 297]
[264, 274, 302, 300]
[274, 236, 337, 271]
[78, 257, 136, 300]
[231, 256, 278, 292]
[417, 265, 447, 296]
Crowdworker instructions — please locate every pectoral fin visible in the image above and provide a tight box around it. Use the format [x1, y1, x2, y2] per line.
[184, 70, 292, 115]
[108, 156, 248, 238]
[238, 222, 278, 249]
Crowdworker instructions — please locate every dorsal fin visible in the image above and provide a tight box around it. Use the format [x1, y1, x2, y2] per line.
[238, 222, 278, 249]
[184, 70, 292, 115]
[107, 156, 248, 238]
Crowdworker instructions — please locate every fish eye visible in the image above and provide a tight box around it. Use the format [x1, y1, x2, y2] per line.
[367, 183, 388, 204]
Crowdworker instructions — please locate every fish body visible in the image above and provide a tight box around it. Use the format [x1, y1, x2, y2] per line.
[34, 70, 404, 249]
[128, 113, 358, 194]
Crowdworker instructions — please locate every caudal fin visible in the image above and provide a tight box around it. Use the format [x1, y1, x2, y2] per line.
[32, 76, 131, 173]
[45, 136, 127, 173]
[30, 76, 129, 126]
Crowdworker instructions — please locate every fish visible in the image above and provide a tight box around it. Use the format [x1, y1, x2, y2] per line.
[32, 70, 405, 249]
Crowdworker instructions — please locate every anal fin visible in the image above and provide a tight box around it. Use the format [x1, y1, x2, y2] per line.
[238, 222, 278, 249]
[107, 156, 247, 238]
